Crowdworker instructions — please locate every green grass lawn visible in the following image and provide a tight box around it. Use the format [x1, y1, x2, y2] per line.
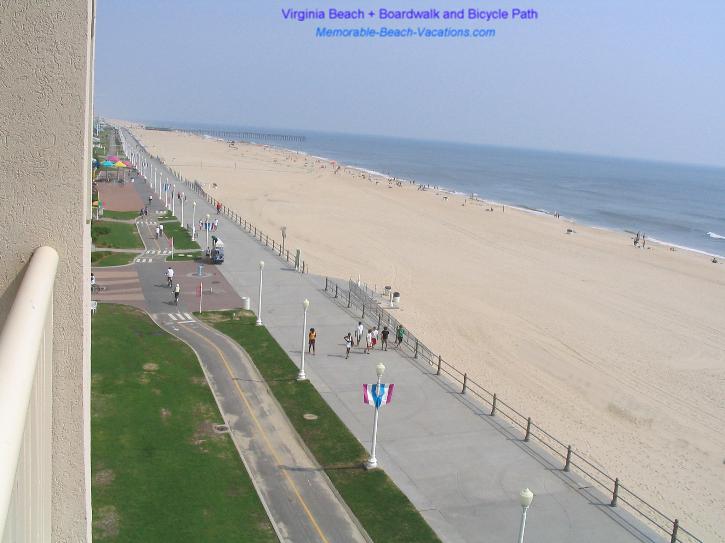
[91, 251, 138, 267]
[92, 221, 144, 249]
[92, 304, 276, 542]
[161, 220, 200, 250]
[199, 310, 441, 543]
[102, 210, 141, 220]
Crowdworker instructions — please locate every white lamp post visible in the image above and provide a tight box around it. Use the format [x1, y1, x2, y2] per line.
[205, 213, 210, 252]
[172, 184, 176, 215]
[517, 488, 534, 543]
[365, 362, 386, 469]
[256, 261, 265, 326]
[180, 193, 184, 227]
[192, 201, 197, 239]
[298, 299, 310, 381]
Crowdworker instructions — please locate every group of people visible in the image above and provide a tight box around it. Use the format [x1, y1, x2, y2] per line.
[634, 231, 647, 248]
[155, 223, 165, 239]
[166, 266, 181, 304]
[200, 218, 219, 232]
[343, 322, 405, 359]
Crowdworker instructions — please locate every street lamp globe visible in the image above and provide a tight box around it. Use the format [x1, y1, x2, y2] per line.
[520, 488, 534, 508]
[303, 298, 309, 309]
[260, 260, 265, 269]
[375, 362, 386, 379]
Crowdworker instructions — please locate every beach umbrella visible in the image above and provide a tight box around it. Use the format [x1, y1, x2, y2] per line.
[101, 160, 114, 167]
[114, 161, 126, 167]
[107, 155, 119, 162]
[122, 160, 132, 167]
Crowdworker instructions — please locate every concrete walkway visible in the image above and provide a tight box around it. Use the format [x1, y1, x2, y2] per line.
[123, 127, 664, 543]
[114, 173, 370, 543]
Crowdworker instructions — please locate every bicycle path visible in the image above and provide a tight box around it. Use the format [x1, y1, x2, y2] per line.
[123, 127, 665, 543]
[130, 173, 370, 543]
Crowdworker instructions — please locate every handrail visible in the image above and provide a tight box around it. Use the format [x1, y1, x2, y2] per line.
[0, 246, 58, 539]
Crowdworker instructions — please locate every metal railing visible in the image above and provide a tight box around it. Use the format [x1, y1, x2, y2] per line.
[121, 127, 701, 542]
[322, 276, 701, 543]
[0, 246, 58, 543]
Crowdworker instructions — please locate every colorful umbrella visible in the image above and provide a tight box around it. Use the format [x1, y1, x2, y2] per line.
[114, 161, 126, 167]
[101, 160, 114, 167]
[122, 160, 132, 167]
[107, 155, 119, 162]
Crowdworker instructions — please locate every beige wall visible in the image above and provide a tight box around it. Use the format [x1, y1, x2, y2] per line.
[0, 0, 94, 540]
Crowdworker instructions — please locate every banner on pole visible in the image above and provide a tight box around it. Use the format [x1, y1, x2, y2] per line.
[363, 383, 394, 408]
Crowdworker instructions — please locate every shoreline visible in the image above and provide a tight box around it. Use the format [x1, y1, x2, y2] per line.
[201, 130, 725, 260]
[125, 122, 725, 541]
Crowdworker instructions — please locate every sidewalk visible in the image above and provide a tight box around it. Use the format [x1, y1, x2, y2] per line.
[123, 128, 662, 542]
[122, 170, 371, 543]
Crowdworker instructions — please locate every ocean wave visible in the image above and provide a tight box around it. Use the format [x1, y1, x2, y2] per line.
[707, 232, 725, 240]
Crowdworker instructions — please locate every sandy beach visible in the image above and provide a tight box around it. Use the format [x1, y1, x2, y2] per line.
[128, 125, 725, 541]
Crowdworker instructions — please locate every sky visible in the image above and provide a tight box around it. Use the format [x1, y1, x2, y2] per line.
[95, 0, 725, 167]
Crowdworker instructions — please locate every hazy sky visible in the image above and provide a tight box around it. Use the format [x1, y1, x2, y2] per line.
[95, 1, 725, 167]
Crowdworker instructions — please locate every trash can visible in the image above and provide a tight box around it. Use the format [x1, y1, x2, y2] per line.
[241, 297, 251, 310]
[392, 291, 400, 307]
[197, 263, 204, 276]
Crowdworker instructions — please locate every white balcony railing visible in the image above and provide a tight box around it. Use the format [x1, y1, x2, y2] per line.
[0, 246, 58, 543]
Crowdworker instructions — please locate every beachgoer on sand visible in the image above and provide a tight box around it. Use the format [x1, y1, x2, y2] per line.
[344, 333, 352, 359]
[308, 328, 316, 354]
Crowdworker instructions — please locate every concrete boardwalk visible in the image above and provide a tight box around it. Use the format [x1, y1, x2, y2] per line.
[124, 129, 667, 543]
[95, 176, 370, 543]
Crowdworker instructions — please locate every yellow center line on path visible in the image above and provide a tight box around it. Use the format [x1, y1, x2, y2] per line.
[181, 323, 331, 543]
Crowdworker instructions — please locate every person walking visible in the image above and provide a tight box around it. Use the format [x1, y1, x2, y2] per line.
[213, 218, 219, 231]
[381, 326, 390, 351]
[90, 273, 97, 294]
[173, 282, 180, 304]
[365, 329, 372, 354]
[395, 324, 405, 348]
[216, 202, 222, 214]
[165, 266, 174, 287]
[355, 321, 364, 346]
[159, 223, 164, 238]
[344, 333, 353, 359]
[371, 326, 379, 349]
[308, 328, 316, 355]
[155, 225, 160, 239]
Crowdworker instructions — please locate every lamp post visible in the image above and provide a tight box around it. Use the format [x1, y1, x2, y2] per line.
[205, 213, 210, 252]
[256, 261, 265, 326]
[517, 488, 534, 543]
[281, 226, 287, 253]
[180, 193, 184, 228]
[365, 362, 386, 469]
[192, 201, 197, 239]
[172, 184, 176, 215]
[298, 299, 310, 381]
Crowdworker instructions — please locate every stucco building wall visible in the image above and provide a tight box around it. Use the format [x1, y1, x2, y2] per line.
[0, 0, 94, 539]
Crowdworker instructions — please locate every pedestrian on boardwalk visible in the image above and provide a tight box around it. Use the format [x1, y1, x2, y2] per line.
[308, 328, 316, 355]
[216, 202, 222, 214]
[371, 326, 379, 349]
[381, 326, 390, 351]
[344, 333, 353, 359]
[155, 225, 160, 239]
[159, 223, 164, 238]
[173, 282, 180, 304]
[355, 321, 364, 346]
[90, 273, 97, 293]
[395, 325, 405, 348]
[365, 329, 372, 354]
[148, 195, 152, 204]
[213, 218, 219, 231]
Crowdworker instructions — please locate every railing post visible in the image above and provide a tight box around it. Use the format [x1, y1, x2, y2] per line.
[462, 373, 467, 394]
[335, 285, 339, 298]
[272, 239, 275, 250]
[436, 355, 441, 375]
[611, 478, 619, 507]
[490, 393, 497, 416]
[524, 417, 532, 441]
[325, 277, 328, 291]
[254, 226, 257, 236]
[670, 519, 679, 543]
[265, 234, 269, 246]
[347, 290, 351, 308]
[564, 445, 572, 472]
[362, 304, 365, 319]
[414, 339, 418, 359]
[377, 313, 381, 329]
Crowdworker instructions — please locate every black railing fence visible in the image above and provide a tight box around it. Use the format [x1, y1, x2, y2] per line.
[123, 127, 701, 543]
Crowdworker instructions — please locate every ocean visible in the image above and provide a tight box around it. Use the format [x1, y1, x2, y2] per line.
[151, 122, 725, 257]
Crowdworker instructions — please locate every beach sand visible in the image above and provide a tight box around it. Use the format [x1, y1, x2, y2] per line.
[129, 125, 725, 541]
